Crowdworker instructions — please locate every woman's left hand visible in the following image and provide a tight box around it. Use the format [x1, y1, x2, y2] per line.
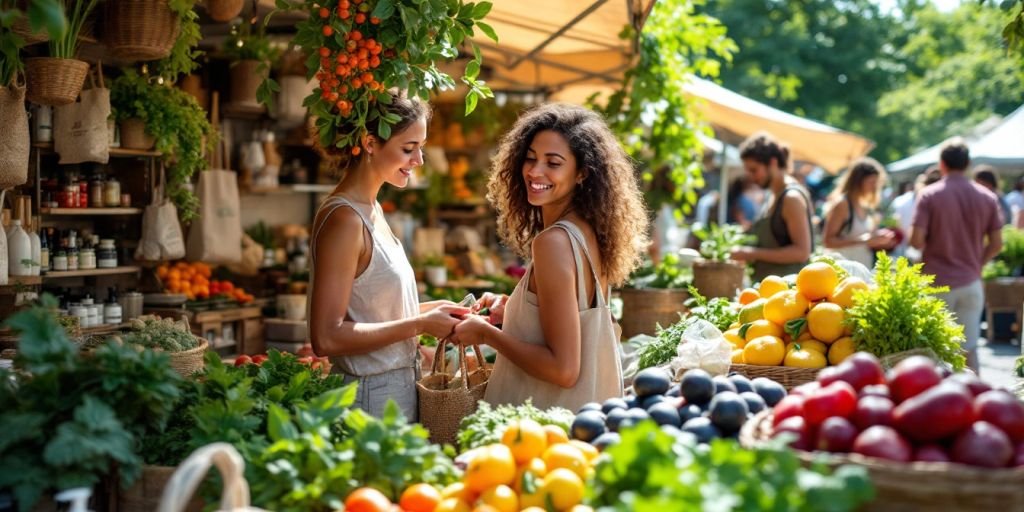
[420, 300, 456, 313]
[452, 314, 493, 346]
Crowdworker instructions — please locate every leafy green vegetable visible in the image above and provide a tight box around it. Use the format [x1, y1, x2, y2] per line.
[588, 422, 874, 511]
[846, 253, 966, 370]
[115, 316, 201, 352]
[458, 401, 574, 452]
[629, 254, 691, 290]
[693, 223, 754, 262]
[685, 285, 739, 332]
[0, 295, 181, 511]
[983, 259, 1012, 281]
[635, 318, 691, 371]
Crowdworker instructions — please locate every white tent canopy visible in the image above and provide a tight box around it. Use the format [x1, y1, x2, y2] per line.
[889, 104, 1024, 175]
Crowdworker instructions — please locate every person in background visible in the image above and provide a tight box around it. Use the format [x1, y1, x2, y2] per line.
[891, 166, 942, 260]
[730, 132, 814, 281]
[307, 95, 468, 420]
[452, 104, 649, 411]
[822, 157, 897, 268]
[724, 176, 758, 230]
[911, 139, 1003, 374]
[973, 165, 1012, 225]
[1006, 176, 1024, 225]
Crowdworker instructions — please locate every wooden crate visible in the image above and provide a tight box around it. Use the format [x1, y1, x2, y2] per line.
[984, 278, 1024, 342]
[145, 306, 265, 354]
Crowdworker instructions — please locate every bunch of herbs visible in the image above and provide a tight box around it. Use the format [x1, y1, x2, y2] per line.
[458, 400, 574, 452]
[628, 253, 690, 289]
[693, 223, 753, 262]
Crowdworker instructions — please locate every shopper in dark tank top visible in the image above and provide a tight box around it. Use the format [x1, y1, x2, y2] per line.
[731, 132, 814, 281]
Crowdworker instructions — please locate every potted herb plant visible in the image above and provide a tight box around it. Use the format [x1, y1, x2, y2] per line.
[691, 223, 751, 299]
[223, 21, 279, 106]
[618, 253, 691, 338]
[24, 0, 98, 106]
[110, 69, 214, 220]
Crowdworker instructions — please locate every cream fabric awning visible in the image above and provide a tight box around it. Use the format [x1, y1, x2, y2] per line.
[553, 76, 875, 174]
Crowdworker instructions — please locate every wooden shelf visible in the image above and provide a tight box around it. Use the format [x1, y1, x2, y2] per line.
[1, 275, 42, 287]
[32, 143, 161, 158]
[80, 322, 131, 336]
[44, 266, 142, 280]
[41, 208, 143, 216]
[242, 184, 334, 195]
[222, 103, 268, 120]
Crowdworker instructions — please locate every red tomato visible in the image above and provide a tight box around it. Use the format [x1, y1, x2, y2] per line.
[234, 355, 252, 366]
[252, 354, 268, 365]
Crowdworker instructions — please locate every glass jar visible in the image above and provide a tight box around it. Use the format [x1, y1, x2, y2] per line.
[90, 175, 105, 207]
[103, 177, 121, 207]
[80, 247, 96, 270]
[52, 251, 68, 271]
[61, 185, 77, 208]
[97, 239, 117, 268]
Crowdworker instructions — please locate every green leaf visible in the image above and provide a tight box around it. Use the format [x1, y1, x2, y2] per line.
[27, 0, 66, 40]
[738, 323, 753, 340]
[785, 318, 807, 341]
[465, 59, 480, 81]
[476, 21, 498, 43]
[472, 2, 493, 19]
[378, 120, 392, 140]
[465, 90, 479, 115]
[372, 0, 396, 20]
[267, 404, 299, 441]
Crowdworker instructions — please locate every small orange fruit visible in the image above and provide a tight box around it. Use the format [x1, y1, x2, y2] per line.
[742, 335, 786, 366]
[764, 290, 810, 325]
[828, 276, 869, 309]
[759, 275, 789, 298]
[738, 288, 760, 305]
[543, 424, 569, 446]
[796, 262, 840, 301]
[501, 419, 547, 463]
[398, 484, 440, 512]
[344, 487, 391, 512]
[744, 319, 784, 342]
[464, 444, 516, 493]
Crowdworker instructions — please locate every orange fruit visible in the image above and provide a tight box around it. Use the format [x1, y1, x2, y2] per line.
[464, 444, 516, 493]
[156, 266, 169, 279]
[539, 468, 584, 511]
[742, 335, 786, 366]
[434, 498, 471, 512]
[764, 290, 810, 325]
[501, 419, 547, 464]
[796, 262, 840, 301]
[806, 302, 845, 343]
[784, 346, 828, 368]
[738, 298, 767, 324]
[723, 328, 746, 349]
[569, 440, 599, 463]
[477, 485, 518, 512]
[785, 339, 828, 355]
[543, 424, 569, 446]
[731, 348, 745, 364]
[828, 337, 856, 365]
[344, 488, 391, 512]
[738, 288, 760, 305]
[759, 275, 789, 298]
[828, 276, 869, 309]
[542, 443, 588, 479]
[512, 458, 547, 494]
[440, 482, 474, 503]
[398, 484, 441, 512]
[744, 319, 783, 342]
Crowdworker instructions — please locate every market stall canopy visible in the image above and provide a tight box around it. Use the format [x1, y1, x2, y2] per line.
[552, 76, 874, 174]
[890, 104, 1024, 175]
[473, 0, 656, 92]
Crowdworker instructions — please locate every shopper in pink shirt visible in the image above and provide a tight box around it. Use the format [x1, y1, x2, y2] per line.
[910, 138, 1003, 373]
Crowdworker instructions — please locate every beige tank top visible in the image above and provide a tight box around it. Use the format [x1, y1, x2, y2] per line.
[307, 195, 419, 376]
[483, 221, 623, 412]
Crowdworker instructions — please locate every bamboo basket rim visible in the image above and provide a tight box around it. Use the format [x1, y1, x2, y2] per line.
[728, 363, 822, 389]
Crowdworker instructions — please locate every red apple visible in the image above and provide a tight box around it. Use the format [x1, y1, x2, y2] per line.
[888, 356, 942, 403]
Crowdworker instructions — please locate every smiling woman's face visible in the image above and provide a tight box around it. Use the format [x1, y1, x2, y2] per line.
[522, 130, 580, 208]
[371, 116, 427, 188]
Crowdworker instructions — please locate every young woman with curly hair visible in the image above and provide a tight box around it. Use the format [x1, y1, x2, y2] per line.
[307, 95, 467, 420]
[823, 157, 896, 268]
[453, 103, 649, 411]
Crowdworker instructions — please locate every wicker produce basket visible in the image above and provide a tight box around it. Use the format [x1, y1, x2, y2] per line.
[691, 259, 745, 300]
[166, 337, 208, 377]
[25, 58, 89, 106]
[103, 0, 180, 61]
[618, 288, 689, 338]
[728, 363, 821, 390]
[117, 465, 202, 512]
[119, 118, 156, 150]
[740, 410, 1024, 511]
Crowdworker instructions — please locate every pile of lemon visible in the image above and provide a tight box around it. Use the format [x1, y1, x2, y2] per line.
[724, 262, 868, 369]
[427, 419, 597, 512]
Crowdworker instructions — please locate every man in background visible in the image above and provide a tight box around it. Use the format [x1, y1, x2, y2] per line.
[911, 139, 1003, 373]
[1004, 176, 1024, 226]
[891, 166, 940, 260]
[972, 165, 1012, 225]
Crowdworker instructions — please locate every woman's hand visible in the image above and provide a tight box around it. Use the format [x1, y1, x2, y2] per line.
[417, 305, 470, 339]
[867, 231, 897, 250]
[419, 300, 456, 313]
[472, 292, 509, 325]
[452, 314, 495, 347]
[730, 246, 757, 262]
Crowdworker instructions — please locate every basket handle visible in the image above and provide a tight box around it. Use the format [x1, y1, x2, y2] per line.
[157, 442, 251, 512]
[428, 335, 481, 390]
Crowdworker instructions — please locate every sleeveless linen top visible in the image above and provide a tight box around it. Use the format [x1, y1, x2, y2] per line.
[832, 199, 875, 268]
[307, 195, 419, 376]
[483, 221, 623, 412]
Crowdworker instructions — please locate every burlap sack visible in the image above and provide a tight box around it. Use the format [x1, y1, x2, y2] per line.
[54, 71, 110, 164]
[137, 167, 186, 261]
[0, 82, 30, 189]
[417, 338, 490, 445]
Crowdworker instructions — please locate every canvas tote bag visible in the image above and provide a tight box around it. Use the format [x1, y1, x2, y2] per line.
[136, 165, 186, 261]
[54, 67, 110, 164]
[0, 79, 30, 190]
[417, 337, 491, 444]
[187, 125, 242, 263]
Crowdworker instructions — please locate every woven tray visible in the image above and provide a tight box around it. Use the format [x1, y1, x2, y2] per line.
[728, 363, 821, 390]
[740, 410, 1024, 511]
[165, 337, 208, 378]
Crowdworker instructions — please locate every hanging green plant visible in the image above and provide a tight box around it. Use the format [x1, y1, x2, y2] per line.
[0, 0, 65, 86]
[110, 70, 215, 221]
[151, 0, 203, 81]
[263, 0, 496, 156]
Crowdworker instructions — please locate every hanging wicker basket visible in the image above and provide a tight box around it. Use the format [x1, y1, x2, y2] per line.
[119, 118, 156, 150]
[103, 0, 180, 62]
[25, 58, 89, 106]
[691, 259, 745, 300]
[206, 0, 245, 22]
[618, 288, 689, 338]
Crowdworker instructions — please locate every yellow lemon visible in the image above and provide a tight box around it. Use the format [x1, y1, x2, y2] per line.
[512, 458, 547, 494]
[759, 275, 789, 298]
[569, 440, 599, 463]
[724, 329, 746, 349]
[731, 348, 745, 364]
[542, 443, 588, 479]
[540, 469, 585, 511]
[738, 288, 761, 305]
[786, 339, 828, 354]
[764, 290, 810, 325]
[738, 298, 767, 324]
[744, 319, 784, 342]
[434, 498, 472, 512]
[464, 444, 516, 493]
[806, 302, 845, 343]
[796, 262, 840, 301]
[828, 276, 869, 309]
[478, 485, 518, 512]
[543, 424, 569, 446]
[441, 482, 474, 503]
[742, 335, 786, 366]
[828, 337, 856, 365]
[784, 347, 828, 368]
[501, 419, 547, 464]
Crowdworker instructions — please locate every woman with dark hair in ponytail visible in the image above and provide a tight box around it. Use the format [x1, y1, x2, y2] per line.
[306, 95, 468, 420]
[730, 132, 814, 281]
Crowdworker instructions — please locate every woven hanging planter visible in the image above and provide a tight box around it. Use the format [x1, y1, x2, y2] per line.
[103, 0, 180, 62]
[25, 58, 89, 106]
[206, 0, 244, 22]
